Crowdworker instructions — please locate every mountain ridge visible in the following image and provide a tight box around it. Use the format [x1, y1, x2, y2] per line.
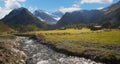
[34, 10, 57, 24]
[1, 7, 48, 31]
[56, 1, 120, 28]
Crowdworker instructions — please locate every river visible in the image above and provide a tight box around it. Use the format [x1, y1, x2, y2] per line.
[19, 37, 103, 64]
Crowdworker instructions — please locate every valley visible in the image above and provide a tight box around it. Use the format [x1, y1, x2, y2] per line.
[24, 28, 120, 64]
[0, 0, 120, 64]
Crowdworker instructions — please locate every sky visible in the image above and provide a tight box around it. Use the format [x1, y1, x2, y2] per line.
[0, 0, 119, 19]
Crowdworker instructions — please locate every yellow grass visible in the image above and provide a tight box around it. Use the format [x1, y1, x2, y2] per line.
[28, 28, 120, 44]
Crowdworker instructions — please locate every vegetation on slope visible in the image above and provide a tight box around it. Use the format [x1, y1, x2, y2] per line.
[0, 21, 14, 35]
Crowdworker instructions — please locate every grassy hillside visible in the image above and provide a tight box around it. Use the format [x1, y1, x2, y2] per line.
[0, 21, 14, 35]
[27, 28, 120, 64]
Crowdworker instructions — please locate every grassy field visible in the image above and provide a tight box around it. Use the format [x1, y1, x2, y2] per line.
[26, 28, 120, 63]
[28, 28, 120, 44]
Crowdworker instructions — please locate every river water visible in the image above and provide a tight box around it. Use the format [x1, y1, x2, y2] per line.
[20, 37, 103, 64]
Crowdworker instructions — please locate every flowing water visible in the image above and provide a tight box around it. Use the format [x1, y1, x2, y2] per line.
[20, 37, 103, 64]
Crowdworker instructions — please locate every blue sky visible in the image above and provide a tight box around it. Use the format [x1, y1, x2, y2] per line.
[0, 0, 119, 19]
[24, 0, 119, 11]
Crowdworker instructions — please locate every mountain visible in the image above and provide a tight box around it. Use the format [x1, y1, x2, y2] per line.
[56, 1, 120, 28]
[34, 10, 57, 24]
[0, 21, 14, 34]
[56, 10, 104, 27]
[51, 11, 64, 20]
[102, 1, 120, 27]
[1, 7, 48, 31]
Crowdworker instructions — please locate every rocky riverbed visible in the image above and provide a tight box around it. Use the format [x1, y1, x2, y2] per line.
[19, 37, 103, 64]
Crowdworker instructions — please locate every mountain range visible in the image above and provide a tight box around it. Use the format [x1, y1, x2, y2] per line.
[56, 1, 120, 28]
[56, 10, 104, 27]
[34, 10, 57, 24]
[0, 1, 120, 32]
[102, 1, 120, 27]
[1, 7, 48, 32]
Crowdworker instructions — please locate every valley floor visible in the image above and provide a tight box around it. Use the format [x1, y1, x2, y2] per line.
[0, 28, 120, 64]
[26, 28, 120, 64]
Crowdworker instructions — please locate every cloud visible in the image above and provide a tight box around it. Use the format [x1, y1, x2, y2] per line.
[0, 7, 11, 19]
[5, 0, 21, 9]
[59, 2, 81, 13]
[80, 0, 113, 4]
[17, 0, 26, 2]
[59, 7, 81, 13]
[5, 0, 26, 9]
[0, 0, 26, 19]
[97, 7, 104, 10]
[72, 4, 80, 8]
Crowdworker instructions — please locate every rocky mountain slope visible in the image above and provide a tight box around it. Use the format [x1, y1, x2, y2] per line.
[1, 7, 48, 31]
[56, 10, 104, 27]
[102, 1, 120, 27]
[34, 10, 57, 24]
[56, 1, 120, 28]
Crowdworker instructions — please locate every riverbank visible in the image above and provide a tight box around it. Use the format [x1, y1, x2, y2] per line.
[0, 35, 27, 64]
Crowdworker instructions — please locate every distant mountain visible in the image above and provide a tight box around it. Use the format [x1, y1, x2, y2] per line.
[51, 11, 64, 20]
[1, 7, 48, 31]
[56, 10, 104, 27]
[56, 1, 120, 28]
[0, 21, 14, 33]
[102, 1, 120, 27]
[34, 10, 57, 24]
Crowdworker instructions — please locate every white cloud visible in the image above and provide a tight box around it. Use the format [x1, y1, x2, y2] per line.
[72, 4, 80, 8]
[81, 0, 113, 4]
[5, 0, 21, 9]
[5, 0, 26, 9]
[59, 2, 81, 13]
[59, 6, 81, 13]
[0, 0, 26, 19]
[17, 0, 26, 2]
[0, 7, 11, 19]
[97, 7, 104, 10]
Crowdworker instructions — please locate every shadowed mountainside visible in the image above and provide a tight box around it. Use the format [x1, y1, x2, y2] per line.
[1, 7, 48, 31]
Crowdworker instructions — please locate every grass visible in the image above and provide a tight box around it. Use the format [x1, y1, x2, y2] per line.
[28, 28, 120, 44]
[26, 28, 120, 64]
[0, 21, 14, 35]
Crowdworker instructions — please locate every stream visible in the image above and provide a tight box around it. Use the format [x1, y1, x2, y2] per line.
[19, 37, 103, 64]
